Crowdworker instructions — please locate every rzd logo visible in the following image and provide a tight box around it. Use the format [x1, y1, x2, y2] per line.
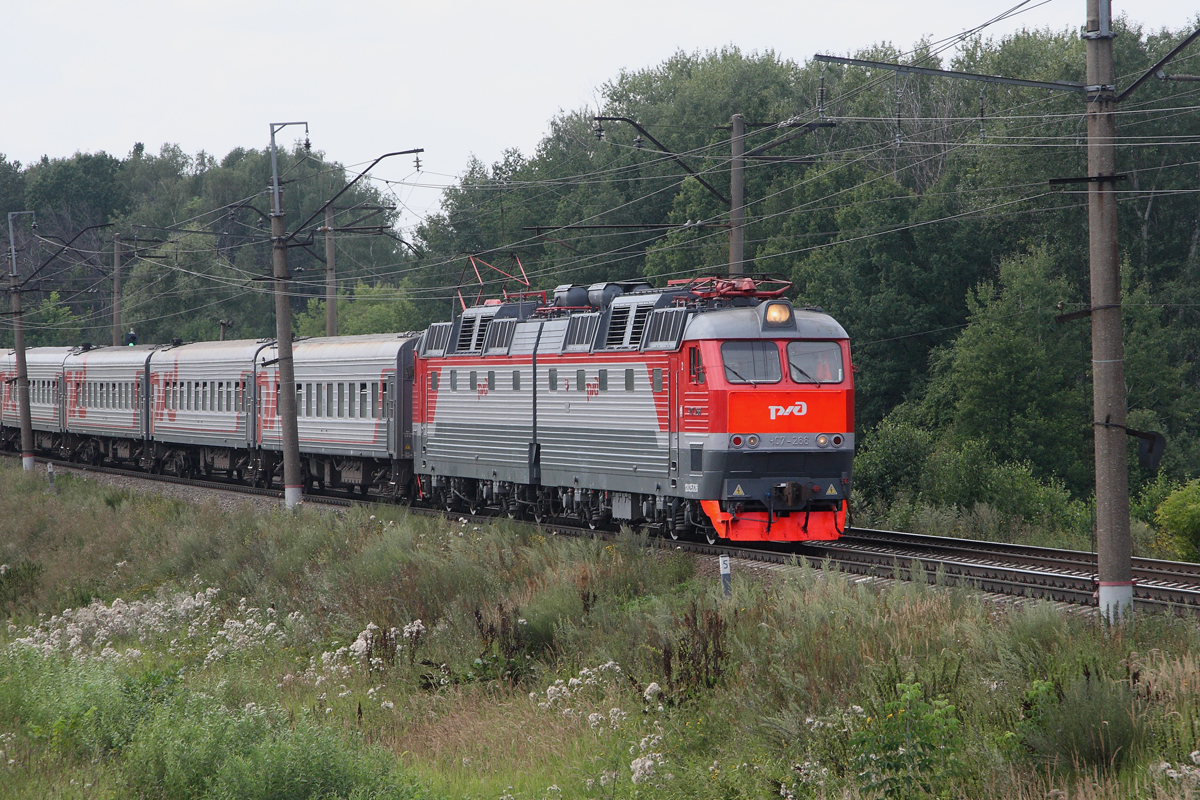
[769, 402, 807, 420]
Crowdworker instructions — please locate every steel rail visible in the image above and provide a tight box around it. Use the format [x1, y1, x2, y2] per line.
[5, 453, 1199, 613]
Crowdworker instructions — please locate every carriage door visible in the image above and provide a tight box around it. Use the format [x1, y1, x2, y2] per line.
[386, 373, 397, 456]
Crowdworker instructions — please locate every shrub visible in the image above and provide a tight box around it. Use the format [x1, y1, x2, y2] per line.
[853, 420, 934, 506]
[1155, 480, 1200, 552]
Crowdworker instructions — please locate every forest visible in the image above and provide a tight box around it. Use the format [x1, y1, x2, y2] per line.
[3, 16, 1200, 549]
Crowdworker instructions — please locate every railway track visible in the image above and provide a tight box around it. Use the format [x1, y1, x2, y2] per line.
[7, 454, 1200, 614]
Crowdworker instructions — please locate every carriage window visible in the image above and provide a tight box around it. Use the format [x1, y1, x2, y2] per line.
[305, 384, 312, 417]
[348, 382, 356, 418]
[371, 382, 379, 418]
[487, 370, 494, 391]
[576, 370, 585, 391]
[786, 341, 845, 384]
[469, 371, 477, 393]
[599, 369, 608, 391]
[625, 368, 634, 391]
[326, 383, 333, 416]
[450, 370, 458, 392]
[338, 383, 345, 418]
[548, 368, 557, 391]
[359, 383, 368, 418]
[721, 341, 782, 384]
[512, 370, 520, 391]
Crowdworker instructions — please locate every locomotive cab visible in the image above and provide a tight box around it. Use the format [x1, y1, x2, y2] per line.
[680, 293, 854, 542]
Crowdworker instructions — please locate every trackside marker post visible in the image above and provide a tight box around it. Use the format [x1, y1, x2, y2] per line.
[719, 554, 732, 597]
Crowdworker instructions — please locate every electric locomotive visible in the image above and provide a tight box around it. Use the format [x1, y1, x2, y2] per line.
[414, 275, 853, 542]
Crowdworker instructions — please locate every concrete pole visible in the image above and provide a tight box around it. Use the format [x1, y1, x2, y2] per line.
[1085, 0, 1132, 622]
[8, 211, 35, 471]
[112, 234, 121, 347]
[9, 272, 33, 471]
[729, 113, 745, 276]
[269, 123, 305, 509]
[271, 212, 303, 509]
[325, 204, 336, 337]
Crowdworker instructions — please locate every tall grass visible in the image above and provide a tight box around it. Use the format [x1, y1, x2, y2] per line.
[1, 460, 1199, 798]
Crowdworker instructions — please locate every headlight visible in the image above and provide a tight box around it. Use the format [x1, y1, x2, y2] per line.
[746, 434, 760, 448]
[764, 302, 792, 326]
[816, 434, 829, 448]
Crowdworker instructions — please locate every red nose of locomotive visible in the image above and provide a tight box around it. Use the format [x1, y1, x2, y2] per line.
[681, 295, 854, 542]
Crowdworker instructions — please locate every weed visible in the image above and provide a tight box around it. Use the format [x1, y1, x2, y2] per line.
[659, 599, 728, 704]
[851, 680, 968, 798]
[1021, 674, 1148, 773]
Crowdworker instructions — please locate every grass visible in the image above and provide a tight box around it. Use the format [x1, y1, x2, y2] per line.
[1, 461, 1200, 799]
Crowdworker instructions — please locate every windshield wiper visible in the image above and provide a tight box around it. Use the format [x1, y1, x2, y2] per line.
[788, 360, 822, 386]
[724, 364, 758, 385]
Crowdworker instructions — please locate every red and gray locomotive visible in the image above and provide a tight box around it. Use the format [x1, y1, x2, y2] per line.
[0, 276, 853, 543]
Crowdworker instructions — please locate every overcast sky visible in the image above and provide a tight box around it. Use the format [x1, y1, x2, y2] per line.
[4, 1, 1196, 234]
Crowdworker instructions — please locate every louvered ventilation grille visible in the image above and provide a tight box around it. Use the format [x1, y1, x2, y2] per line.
[605, 306, 631, 347]
[455, 317, 478, 352]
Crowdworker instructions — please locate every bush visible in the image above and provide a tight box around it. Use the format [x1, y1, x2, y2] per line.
[853, 420, 935, 506]
[1155, 480, 1200, 553]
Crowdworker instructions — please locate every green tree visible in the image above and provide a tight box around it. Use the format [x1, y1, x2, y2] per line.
[295, 283, 422, 337]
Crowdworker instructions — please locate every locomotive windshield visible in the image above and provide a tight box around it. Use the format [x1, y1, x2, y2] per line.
[720, 341, 781, 384]
[786, 341, 844, 384]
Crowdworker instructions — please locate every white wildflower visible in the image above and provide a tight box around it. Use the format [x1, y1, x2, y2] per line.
[643, 682, 661, 703]
[381, 701, 394, 710]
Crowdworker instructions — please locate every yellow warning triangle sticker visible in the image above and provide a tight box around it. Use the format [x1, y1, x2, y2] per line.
[826, 484, 838, 496]
[733, 485, 745, 496]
